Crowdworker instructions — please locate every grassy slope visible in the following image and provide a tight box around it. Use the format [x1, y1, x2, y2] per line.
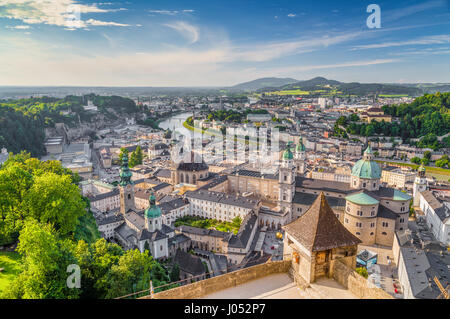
[376, 160, 450, 181]
[0, 252, 22, 293]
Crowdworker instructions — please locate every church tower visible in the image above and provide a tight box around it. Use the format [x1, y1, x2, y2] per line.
[144, 192, 162, 233]
[413, 164, 427, 207]
[119, 153, 135, 214]
[295, 136, 306, 175]
[278, 142, 296, 220]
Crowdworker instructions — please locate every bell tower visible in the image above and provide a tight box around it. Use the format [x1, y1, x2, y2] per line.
[413, 164, 427, 207]
[119, 153, 135, 214]
[295, 136, 306, 175]
[278, 142, 296, 221]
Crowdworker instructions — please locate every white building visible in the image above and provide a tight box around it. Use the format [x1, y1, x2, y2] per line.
[419, 190, 450, 246]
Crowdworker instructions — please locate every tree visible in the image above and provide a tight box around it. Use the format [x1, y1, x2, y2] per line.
[421, 157, 430, 166]
[1, 220, 80, 299]
[411, 157, 421, 164]
[436, 155, 449, 168]
[423, 151, 432, 161]
[170, 263, 180, 282]
[104, 249, 155, 298]
[23, 173, 86, 236]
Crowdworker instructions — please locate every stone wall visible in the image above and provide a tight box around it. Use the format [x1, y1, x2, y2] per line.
[142, 260, 291, 299]
[330, 259, 394, 299]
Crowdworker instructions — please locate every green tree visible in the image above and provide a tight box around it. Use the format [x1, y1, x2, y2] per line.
[170, 263, 180, 282]
[23, 173, 86, 236]
[1, 220, 80, 299]
[411, 157, 421, 164]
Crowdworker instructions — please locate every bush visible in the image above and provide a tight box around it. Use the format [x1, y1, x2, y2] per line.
[355, 267, 369, 279]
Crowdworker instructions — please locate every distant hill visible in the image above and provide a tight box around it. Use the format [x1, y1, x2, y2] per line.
[229, 77, 298, 91]
[258, 77, 423, 96]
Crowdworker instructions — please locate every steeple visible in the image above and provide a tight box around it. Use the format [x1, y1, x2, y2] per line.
[145, 191, 162, 232]
[296, 136, 306, 153]
[119, 153, 133, 186]
[413, 164, 427, 207]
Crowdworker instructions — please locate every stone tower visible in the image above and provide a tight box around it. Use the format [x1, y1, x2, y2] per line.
[413, 164, 427, 207]
[294, 136, 306, 175]
[144, 192, 162, 233]
[278, 142, 296, 220]
[119, 153, 135, 214]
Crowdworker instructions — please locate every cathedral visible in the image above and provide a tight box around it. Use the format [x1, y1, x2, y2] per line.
[224, 137, 412, 247]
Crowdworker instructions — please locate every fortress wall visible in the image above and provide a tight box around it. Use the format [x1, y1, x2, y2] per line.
[142, 260, 291, 299]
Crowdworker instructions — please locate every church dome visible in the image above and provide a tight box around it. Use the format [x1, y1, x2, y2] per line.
[351, 146, 381, 179]
[144, 193, 161, 218]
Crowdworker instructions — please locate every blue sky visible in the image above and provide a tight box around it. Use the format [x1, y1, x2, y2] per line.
[0, 0, 449, 86]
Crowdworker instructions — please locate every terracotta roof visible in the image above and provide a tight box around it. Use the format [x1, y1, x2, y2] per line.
[283, 192, 361, 252]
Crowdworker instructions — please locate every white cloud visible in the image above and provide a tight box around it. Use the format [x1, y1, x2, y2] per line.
[149, 9, 195, 15]
[352, 35, 450, 50]
[6, 24, 30, 29]
[287, 13, 296, 18]
[0, 0, 130, 28]
[164, 21, 199, 44]
[86, 19, 130, 27]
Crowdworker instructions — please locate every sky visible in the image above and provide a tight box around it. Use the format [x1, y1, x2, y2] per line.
[0, 0, 449, 86]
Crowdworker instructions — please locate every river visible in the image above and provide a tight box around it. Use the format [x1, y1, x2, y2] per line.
[158, 112, 194, 139]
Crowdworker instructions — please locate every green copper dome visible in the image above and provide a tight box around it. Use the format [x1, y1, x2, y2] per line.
[296, 137, 306, 152]
[283, 142, 294, 160]
[119, 153, 133, 186]
[144, 192, 161, 218]
[351, 146, 381, 179]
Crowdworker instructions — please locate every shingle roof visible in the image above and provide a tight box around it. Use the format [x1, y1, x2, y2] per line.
[283, 192, 361, 252]
[295, 177, 353, 194]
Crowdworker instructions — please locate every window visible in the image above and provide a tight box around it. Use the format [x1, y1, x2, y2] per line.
[370, 223, 375, 228]
[357, 211, 363, 216]
[382, 222, 389, 227]
[347, 206, 350, 212]
[356, 232, 361, 235]
[356, 222, 362, 228]
[400, 218, 405, 223]
[160, 245, 163, 251]
[373, 183, 376, 188]
[363, 183, 366, 188]
[382, 232, 387, 235]
[370, 232, 374, 235]
[345, 218, 349, 223]
[371, 211, 375, 216]
[284, 175, 287, 181]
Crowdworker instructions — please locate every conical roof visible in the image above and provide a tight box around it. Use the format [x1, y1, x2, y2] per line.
[283, 192, 361, 252]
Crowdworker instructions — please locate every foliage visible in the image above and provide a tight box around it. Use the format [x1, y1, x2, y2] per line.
[1, 220, 80, 299]
[119, 147, 129, 165]
[334, 93, 450, 150]
[170, 263, 180, 282]
[411, 157, 421, 164]
[436, 155, 449, 168]
[0, 154, 86, 245]
[129, 145, 143, 168]
[0, 95, 137, 156]
[174, 216, 242, 235]
[355, 267, 369, 279]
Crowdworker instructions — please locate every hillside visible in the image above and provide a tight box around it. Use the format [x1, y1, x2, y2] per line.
[334, 92, 450, 150]
[258, 77, 423, 96]
[229, 77, 298, 91]
[0, 95, 139, 156]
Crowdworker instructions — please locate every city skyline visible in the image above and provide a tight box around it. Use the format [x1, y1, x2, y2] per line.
[0, 0, 449, 86]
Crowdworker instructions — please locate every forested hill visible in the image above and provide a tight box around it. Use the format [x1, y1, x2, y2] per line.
[0, 94, 138, 157]
[334, 92, 450, 150]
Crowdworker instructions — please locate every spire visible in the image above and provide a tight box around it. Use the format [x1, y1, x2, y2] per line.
[296, 136, 306, 152]
[119, 152, 133, 186]
[418, 163, 426, 177]
[282, 142, 294, 160]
